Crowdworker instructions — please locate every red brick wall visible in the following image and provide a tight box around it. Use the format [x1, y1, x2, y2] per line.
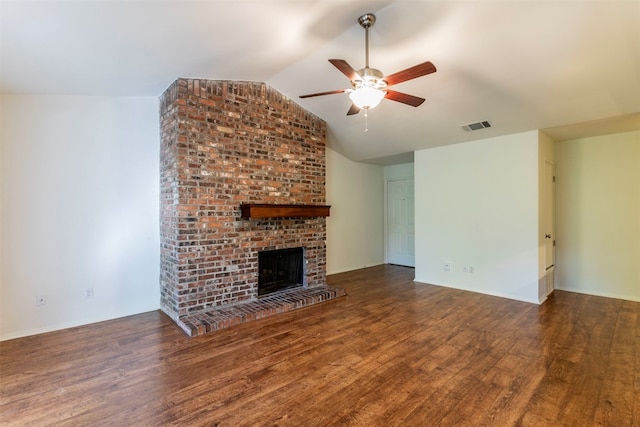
[159, 79, 327, 321]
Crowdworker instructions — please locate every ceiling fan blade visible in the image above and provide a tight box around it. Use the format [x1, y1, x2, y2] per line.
[329, 59, 360, 81]
[346, 104, 361, 116]
[385, 90, 426, 107]
[384, 61, 437, 87]
[299, 89, 347, 99]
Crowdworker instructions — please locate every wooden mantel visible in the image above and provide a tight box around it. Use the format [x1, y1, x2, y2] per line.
[240, 204, 331, 219]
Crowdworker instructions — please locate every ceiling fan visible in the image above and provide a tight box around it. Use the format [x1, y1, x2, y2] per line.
[299, 13, 437, 116]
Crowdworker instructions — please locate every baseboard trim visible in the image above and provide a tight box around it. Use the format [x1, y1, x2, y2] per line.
[554, 287, 640, 303]
[0, 307, 160, 342]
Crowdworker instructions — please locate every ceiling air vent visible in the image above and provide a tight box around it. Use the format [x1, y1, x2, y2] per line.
[461, 120, 492, 132]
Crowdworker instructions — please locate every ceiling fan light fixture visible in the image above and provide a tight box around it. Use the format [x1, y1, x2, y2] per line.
[349, 87, 386, 109]
[298, 12, 436, 115]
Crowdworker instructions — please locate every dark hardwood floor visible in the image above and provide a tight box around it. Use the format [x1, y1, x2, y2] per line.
[1, 265, 638, 426]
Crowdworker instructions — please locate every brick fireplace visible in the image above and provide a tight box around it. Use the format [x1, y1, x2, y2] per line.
[159, 79, 344, 336]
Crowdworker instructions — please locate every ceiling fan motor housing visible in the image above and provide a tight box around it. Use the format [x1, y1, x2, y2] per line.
[352, 67, 387, 90]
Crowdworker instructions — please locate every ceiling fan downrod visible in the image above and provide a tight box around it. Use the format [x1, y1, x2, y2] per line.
[358, 13, 376, 69]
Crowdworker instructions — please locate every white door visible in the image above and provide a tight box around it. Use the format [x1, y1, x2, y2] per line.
[387, 178, 415, 267]
[544, 161, 556, 272]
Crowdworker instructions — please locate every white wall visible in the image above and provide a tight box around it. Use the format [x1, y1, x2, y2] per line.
[414, 131, 540, 303]
[326, 147, 384, 274]
[383, 163, 414, 181]
[0, 95, 160, 340]
[555, 130, 640, 301]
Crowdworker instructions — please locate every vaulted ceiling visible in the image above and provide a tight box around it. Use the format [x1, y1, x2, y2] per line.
[2, 0, 639, 164]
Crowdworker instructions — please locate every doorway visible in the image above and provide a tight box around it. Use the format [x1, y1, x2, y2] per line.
[542, 160, 556, 297]
[544, 161, 555, 272]
[386, 178, 415, 267]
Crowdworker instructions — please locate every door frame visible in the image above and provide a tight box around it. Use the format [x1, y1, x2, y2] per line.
[384, 176, 415, 266]
[544, 160, 556, 272]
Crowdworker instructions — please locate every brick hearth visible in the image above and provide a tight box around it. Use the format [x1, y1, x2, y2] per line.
[177, 286, 346, 337]
[159, 79, 344, 336]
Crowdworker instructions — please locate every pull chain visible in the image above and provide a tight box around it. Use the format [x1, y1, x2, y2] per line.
[364, 109, 369, 132]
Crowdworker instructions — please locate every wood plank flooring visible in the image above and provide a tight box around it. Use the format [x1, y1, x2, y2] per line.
[1, 265, 638, 426]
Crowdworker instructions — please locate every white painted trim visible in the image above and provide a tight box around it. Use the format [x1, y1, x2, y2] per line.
[554, 287, 640, 303]
[413, 280, 541, 305]
[327, 263, 386, 276]
[0, 307, 160, 342]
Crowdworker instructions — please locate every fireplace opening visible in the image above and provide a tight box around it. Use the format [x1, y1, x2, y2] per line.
[258, 247, 304, 296]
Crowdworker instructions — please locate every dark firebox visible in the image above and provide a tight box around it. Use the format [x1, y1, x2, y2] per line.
[258, 247, 304, 296]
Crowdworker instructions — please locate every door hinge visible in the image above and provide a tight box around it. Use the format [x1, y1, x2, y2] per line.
[553, 240, 556, 246]
[553, 176, 556, 182]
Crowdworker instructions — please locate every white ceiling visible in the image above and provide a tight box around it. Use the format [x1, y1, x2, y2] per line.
[2, 0, 639, 164]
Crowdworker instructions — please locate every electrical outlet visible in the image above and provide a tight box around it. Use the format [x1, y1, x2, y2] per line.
[462, 266, 474, 274]
[36, 295, 47, 306]
[86, 288, 94, 298]
[443, 263, 451, 272]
